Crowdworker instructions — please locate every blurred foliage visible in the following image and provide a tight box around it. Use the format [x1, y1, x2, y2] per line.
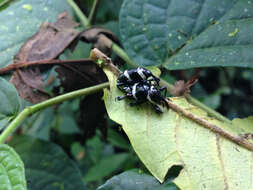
[191, 68, 253, 119]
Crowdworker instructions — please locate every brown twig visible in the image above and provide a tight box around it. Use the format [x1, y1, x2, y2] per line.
[0, 58, 92, 75]
[89, 48, 121, 76]
[165, 99, 253, 152]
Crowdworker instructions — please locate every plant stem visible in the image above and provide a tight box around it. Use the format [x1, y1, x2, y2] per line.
[111, 43, 136, 67]
[67, 0, 90, 27]
[0, 0, 8, 7]
[88, 0, 101, 24]
[68, 0, 231, 124]
[0, 82, 109, 144]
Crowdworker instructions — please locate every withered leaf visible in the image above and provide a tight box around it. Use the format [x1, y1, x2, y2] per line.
[15, 11, 80, 62]
[79, 27, 121, 56]
[78, 92, 107, 140]
[55, 61, 107, 93]
[171, 78, 198, 96]
[11, 11, 80, 103]
[10, 69, 50, 103]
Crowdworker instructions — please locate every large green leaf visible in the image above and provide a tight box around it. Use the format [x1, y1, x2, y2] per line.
[103, 68, 253, 189]
[9, 135, 87, 190]
[0, 144, 27, 190]
[0, 0, 72, 68]
[97, 170, 178, 190]
[119, 0, 253, 69]
[0, 77, 21, 130]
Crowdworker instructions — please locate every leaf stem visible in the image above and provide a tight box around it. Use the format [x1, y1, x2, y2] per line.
[166, 99, 253, 151]
[0, 82, 109, 144]
[88, 0, 101, 25]
[111, 43, 136, 67]
[0, 0, 10, 8]
[67, 0, 90, 27]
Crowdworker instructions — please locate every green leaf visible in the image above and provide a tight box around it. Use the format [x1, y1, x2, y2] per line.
[232, 116, 253, 133]
[107, 128, 130, 150]
[0, 144, 26, 190]
[9, 135, 87, 190]
[84, 153, 129, 183]
[97, 170, 178, 190]
[119, 0, 253, 69]
[0, 0, 72, 68]
[0, 77, 21, 130]
[103, 68, 253, 189]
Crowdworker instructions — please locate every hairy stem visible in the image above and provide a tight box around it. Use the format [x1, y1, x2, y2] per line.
[0, 82, 109, 144]
[88, 0, 101, 24]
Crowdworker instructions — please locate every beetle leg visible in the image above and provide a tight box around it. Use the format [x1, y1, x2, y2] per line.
[161, 98, 169, 108]
[115, 93, 132, 101]
[150, 74, 160, 85]
[159, 86, 167, 97]
[152, 104, 163, 114]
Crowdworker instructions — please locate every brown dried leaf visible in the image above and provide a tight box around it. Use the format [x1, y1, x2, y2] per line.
[171, 68, 199, 96]
[78, 92, 107, 140]
[15, 11, 80, 62]
[79, 27, 121, 56]
[172, 78, 198, 96]
[55, 61, 107, 92]
[10, 69, 50, 103]
[11, 11, 80, 103]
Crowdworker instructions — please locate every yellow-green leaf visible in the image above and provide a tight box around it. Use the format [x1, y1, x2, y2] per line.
[103, 68, 253, 189]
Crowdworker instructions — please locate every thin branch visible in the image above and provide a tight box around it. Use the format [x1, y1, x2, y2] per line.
[88, 0, 101, 24]
[0, 58, 92, 75]
[0, 82, 109, 144]
[165, 99, 253, 152]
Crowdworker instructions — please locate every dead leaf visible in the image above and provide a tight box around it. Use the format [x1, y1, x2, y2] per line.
[78, 92, 107, 140]
[15, 11, 80, 62]
[10, 69, 50, 103]
[79, 27, 121, 56]
[171, 68, 199, 96]
[11, 11, 80, 103]
[55, 61, 107, 92]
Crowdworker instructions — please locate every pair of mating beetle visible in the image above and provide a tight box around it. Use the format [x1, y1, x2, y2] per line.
[116, 67, 168, 113]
